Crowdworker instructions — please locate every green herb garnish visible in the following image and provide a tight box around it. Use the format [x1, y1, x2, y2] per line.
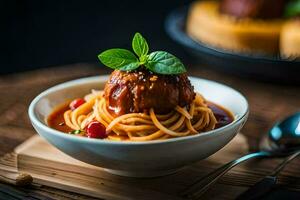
[284, 0, 300, 18]
[132, 32, 149, 58]
[69, 130, 82, 135]
[98, 32, 186, 75]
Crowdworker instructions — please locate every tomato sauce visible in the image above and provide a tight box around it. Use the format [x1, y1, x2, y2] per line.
[47, 102, 72, 133]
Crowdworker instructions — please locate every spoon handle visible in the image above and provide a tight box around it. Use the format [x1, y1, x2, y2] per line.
[181, 151, 271, 199]
[235, 176, 277, 200]
[236, 150, 300, 200]
[271, 150, 300, 176]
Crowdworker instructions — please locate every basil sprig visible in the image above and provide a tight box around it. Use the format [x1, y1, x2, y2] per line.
[98, 32, 186, 75]
[132, 32, 149, 58]
[284, 0, 300, 17]
[69, 130, 82, 135]
[99, 49, 140, 71]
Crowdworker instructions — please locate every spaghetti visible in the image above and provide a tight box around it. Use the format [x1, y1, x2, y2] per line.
[63, 90, 217, 141]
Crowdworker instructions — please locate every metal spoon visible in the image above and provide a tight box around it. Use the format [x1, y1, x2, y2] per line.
[181, 112, 300, 199]
[236, 150, 300, 200]
[235, 112, 300, 199]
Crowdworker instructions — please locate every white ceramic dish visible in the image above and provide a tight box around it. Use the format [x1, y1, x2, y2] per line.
[28, 75, 249, 177]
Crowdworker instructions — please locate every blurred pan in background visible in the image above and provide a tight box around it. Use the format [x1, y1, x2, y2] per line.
[165, 4, 300, 84]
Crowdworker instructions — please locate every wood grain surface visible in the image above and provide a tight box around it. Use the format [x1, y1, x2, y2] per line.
[0, 63, 299, 199]
[13, 134, 248, 200]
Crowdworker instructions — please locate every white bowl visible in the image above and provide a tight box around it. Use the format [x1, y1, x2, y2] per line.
[28, 76, 248, 177]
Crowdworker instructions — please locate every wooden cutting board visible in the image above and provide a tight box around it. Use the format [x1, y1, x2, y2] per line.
[3, 133, 300, 200]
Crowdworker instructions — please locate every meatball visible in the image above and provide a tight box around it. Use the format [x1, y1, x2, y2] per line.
[219, 0, 286, 19]
[103, 68, 195, 116]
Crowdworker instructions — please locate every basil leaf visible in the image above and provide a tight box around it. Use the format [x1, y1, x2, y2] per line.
[284, 0, 300, 17]
[145, 51, 186, 74]
[70, 130, 82, 135]
[132, 32, 149, 57]
[98, 48, 140, 71]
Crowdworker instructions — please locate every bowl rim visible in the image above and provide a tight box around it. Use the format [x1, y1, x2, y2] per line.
[28, 75, 249, 145]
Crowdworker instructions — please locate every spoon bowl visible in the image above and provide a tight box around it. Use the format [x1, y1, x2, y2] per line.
[269, 112, 300, 151]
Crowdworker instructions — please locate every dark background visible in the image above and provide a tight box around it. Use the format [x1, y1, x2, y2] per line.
[1, 0, 193, 74]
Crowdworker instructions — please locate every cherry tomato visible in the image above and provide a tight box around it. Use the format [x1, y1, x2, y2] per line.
[69, 98, 85, 110]
[86, 121, 107, 139]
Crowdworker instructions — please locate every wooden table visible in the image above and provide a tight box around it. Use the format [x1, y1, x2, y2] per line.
[0, 63, 299, 199]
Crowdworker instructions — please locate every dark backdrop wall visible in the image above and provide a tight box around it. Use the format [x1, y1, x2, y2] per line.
[1, 0, 193, 74]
